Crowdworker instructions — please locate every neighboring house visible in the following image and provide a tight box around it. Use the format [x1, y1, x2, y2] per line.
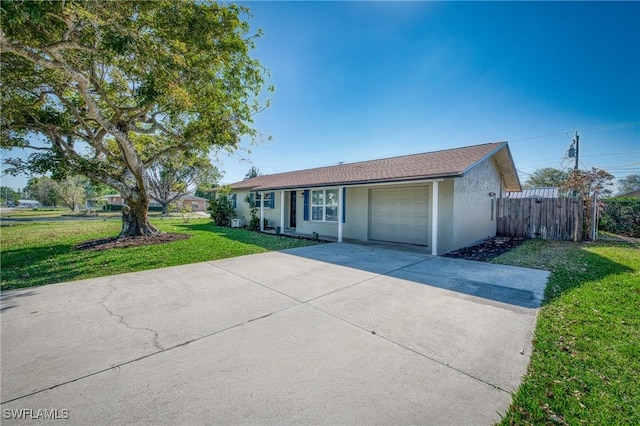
[506, 187, 558, 198]
[102, 194, 125, 207]
[178, 194, 209, 211]
[617, 189, 640, 198]
[101, 194, 208, 211]
[223, 142, 521, 255]
[17, 199, 41, 208]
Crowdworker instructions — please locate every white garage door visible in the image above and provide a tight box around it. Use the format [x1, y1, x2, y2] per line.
[371, 187, 429, 245]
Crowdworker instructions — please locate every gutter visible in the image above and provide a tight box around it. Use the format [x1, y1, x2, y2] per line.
[247, 173, 460, 192]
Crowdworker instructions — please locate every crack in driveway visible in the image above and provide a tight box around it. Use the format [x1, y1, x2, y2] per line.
[98, 280, 164, 352]
[1, 304, 294, 405]
[2, 249, 531, 411]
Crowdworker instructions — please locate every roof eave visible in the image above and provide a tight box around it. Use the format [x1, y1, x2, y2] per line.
[247, 173, 463, 192]
[462, 142, 521, 192]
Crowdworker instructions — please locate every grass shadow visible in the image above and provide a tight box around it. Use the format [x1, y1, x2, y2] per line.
[172, 222, 322, 251]
[496, 240, 640, 425]
[0, 289, 38, 312]
[2, 219, 320, 291]
[1, 243, 105, 291]
[491, 239, 636, 305]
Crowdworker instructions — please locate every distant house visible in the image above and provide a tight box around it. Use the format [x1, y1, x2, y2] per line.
[179, 194, 209, 212]
[506, 187, 558, 199]
[17, 199, 41, 208]
[102, 194, 124, 207]
[617, 189, 640, 198]
[101, 194, 208, 212]
[220, 142, 521, 255]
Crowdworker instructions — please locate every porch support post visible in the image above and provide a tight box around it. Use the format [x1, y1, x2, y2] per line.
[431, 181, 439, 256]
[337, 186, 344, 242]
[260, 191, 265, 232]
[280, 190, 285, 230]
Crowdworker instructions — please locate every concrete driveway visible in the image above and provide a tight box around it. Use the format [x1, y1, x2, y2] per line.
[1, 243, 549, 425]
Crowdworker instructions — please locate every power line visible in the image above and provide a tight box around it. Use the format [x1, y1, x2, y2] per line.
[508, 121, 640, 143]
[516, 169, 533, 176]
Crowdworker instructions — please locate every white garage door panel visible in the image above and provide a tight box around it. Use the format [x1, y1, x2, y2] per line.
[371, 187, 429, 245]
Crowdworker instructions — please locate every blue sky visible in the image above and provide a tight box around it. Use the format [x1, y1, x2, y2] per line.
[215, 1, 639, 187]
[2, 1, 639, 191]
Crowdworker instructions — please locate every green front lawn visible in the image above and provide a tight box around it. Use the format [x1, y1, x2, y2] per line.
[0, 208, 72, 218]
[494, 239, 640, 425]
[0, 218, 320, 291]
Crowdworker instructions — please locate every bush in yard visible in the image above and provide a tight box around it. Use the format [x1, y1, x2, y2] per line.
[599, 197, 640, 237]
[170, 200, 193, 223]
[209, 188, 234, 227]
[244, 194, 260, 230]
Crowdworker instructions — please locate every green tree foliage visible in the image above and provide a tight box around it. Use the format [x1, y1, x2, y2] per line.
[208, 186, 234, 227]
[51, 175, 87, 212]
[617, 174, 640, 195]
[1, 1, 272, 237]
[244, 194, 260, 230]
[25, 177, 58, 206]
[0, 186, 20, 205]
[524, 167, 571, 189]
[148, 155, 220, 215]
[170, 199, 194, 223]
[600, 197, 640, 238]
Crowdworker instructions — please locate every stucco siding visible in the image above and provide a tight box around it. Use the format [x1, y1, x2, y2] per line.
[451, 158, 502, 250]
[231, 190, 252, 223]
[230, 166, 500, 254]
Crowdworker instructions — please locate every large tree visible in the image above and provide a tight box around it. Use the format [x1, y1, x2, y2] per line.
[51, 175, 87, 212]
[524, 167, 571, 189]
[1, 1, 271, 237]
[148, 155, 220, 215]
[0, 186, 21, 205]
[25, 176, 58, 206]
[561, 168, 615, 240]
[617, 174, 640, 195]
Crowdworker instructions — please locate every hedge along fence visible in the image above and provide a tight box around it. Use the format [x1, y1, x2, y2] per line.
[599, 197, 640, 238]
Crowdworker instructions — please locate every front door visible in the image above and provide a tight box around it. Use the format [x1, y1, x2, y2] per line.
[290, 191, 297, 228]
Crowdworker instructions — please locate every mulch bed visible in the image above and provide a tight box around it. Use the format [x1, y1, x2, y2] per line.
[75, 233, 191, 251]
[442, 236, 526, 262]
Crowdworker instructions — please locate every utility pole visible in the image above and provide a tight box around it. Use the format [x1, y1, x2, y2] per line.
[573, 131, 579, 171]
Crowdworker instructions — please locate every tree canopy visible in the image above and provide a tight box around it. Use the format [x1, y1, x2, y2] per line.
[148, 155, 220, 214]
[245, 166, 261, 179]
[524, 167, 571, 189]
[617, 174, 640, 195]
[1, 1, 272, 236]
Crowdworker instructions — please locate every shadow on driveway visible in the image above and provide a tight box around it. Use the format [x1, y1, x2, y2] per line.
[282, 242, 550, 308]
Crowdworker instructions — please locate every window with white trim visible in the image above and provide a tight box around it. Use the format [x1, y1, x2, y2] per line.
[311, 189, 338, 222]
[254, 192, 273, 208]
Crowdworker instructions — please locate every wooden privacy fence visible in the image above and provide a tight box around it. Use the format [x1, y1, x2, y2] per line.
[496, 197, 584, 241]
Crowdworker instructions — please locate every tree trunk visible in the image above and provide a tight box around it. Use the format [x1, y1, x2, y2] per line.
[119, 196, 160, 237]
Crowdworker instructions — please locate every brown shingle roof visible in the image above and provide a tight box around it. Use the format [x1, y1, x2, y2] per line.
[227, 142, 520, 191]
